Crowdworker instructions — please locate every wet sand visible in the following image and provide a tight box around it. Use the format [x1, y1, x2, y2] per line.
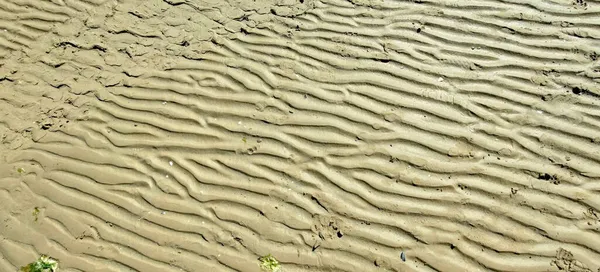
[1, 0, 600, 271]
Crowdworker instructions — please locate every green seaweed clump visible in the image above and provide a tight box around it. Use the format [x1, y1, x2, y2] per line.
[20, 255, 58, 272]
[32, 207, 40, 222]
[259, 254, 281, 272]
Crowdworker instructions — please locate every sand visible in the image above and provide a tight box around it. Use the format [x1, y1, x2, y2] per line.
[1, 0, 600, 271]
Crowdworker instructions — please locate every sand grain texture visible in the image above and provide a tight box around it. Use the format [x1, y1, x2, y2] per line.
[1, 0, 600, 271]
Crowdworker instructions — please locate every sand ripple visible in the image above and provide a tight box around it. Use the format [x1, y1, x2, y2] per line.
[1, 0, 600, 271]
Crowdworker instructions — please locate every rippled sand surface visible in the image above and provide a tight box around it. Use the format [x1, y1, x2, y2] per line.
[1, 0, 600, 271]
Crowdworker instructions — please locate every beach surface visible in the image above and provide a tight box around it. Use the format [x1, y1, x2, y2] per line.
[1, 0, 600, 271]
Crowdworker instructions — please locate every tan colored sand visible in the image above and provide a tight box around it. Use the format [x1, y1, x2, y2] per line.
[1, 0, 600, 271]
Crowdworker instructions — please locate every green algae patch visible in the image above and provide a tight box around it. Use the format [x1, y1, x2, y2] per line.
[259, 254, 281, 272]
[20, 255, 59, 272]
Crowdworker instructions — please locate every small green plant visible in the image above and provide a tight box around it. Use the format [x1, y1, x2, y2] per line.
[259, 254, 281, 272]
[20, 255, 58, 272]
